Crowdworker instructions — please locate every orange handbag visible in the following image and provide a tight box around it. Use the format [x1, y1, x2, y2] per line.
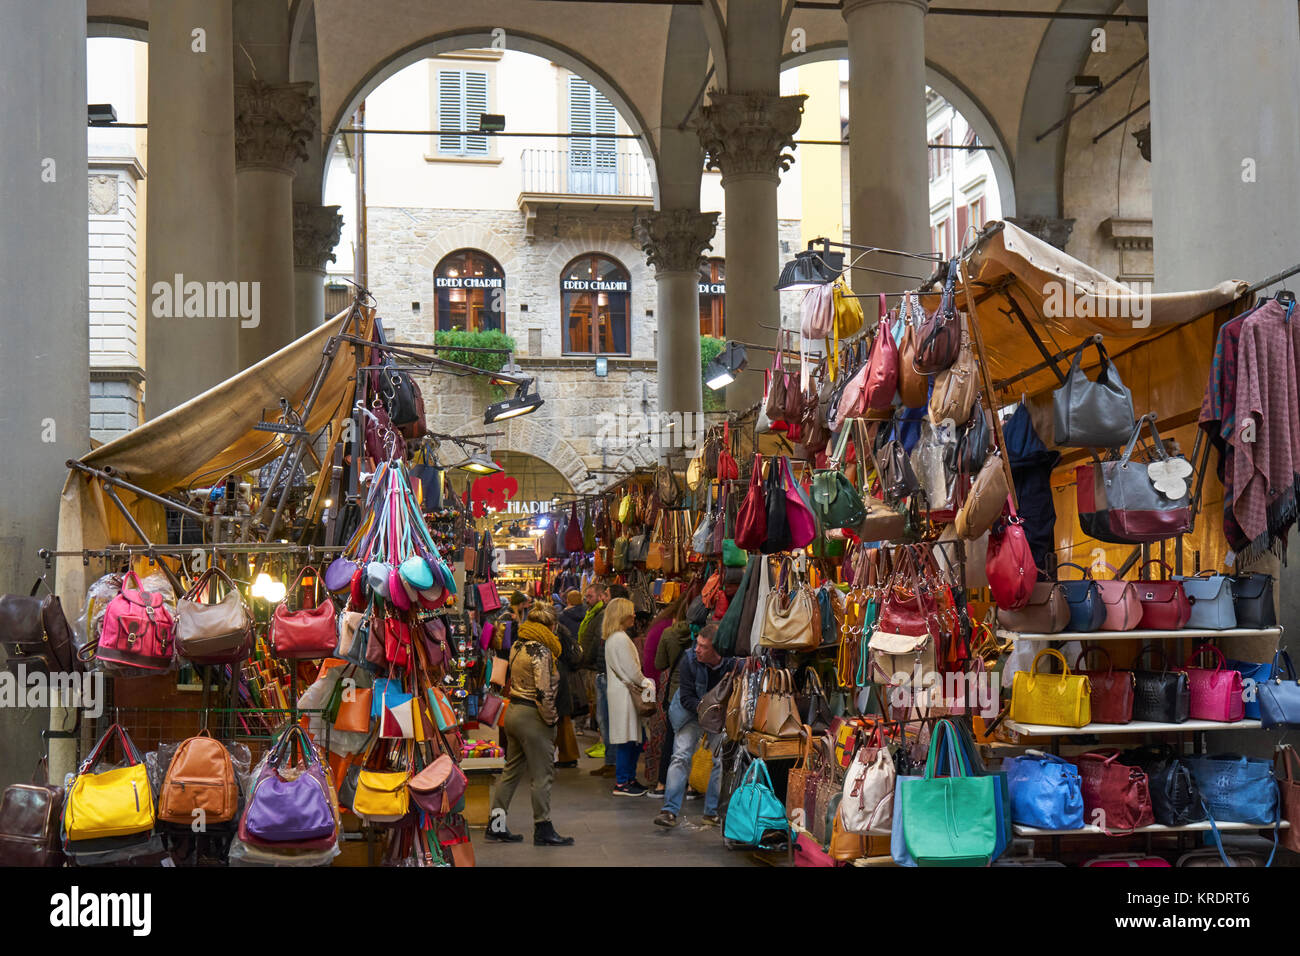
[335, 688, 373, 733]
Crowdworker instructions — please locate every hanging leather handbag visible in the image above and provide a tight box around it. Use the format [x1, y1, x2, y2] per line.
[759, 559, 820, 651]
[800, 283, 836, 339]
[64, 723, 156, 841]
[1273, 745, 1300, 853]
[92, 570, 176, 672]
[955, 451, 1010, 540]
[1130, 645, 1190, 723]
[782, 457, 817, 549]
[1090, 561, 1142, 631]
[763, 344, 792, 426]
[756, 669, 803, 738]
[1175, 571, 1236, 630]
[831, 277, 864, 341]
[1135, 560, 1191, 630]
[954, 404, 993, 475]
[1258, 649, 1300, 729]
[0, 580, 79, 673]
[873, 422, 919, 504]
[1073, 749, 1155, 831]
[812, 431, 867, 530]
[697, 666, 737, 734]
[1182, 643, 1245, 722]
[912, 259, 961, 375]
[761, 457, 792, 554]
[1010, 648, 1092, 728]
[1057, 562, 1106, 632]
[928, 318, 978, 426]
[175, 566, 253, 665]
[158, 729, 240, 825]
[1099, 416, 1193, 542]
[0, 761, 65, 866]
[734, 455, 768, 552]
[1052, 339, 1136, 447]
[1002, 750, 1085, 830]
[270, 566, 337, 659]
[1123, 744, 1206, 827]
[998, 580, 1069, 634]
[840, 726, 895, 834]
[794, 667, 833, 733]
[1230, 573, 1275, 628]
[240, 725, 337, 846]
[861, 299, 899, 411]
[723, 758, 790, 848]
[409, 754, 468, 817]
[1074, 645, 1134, 724]
[896, 294, 929, 408]
[986, 499, 1037, 611]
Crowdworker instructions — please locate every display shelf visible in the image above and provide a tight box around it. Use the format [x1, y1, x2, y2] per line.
[997, 626, 1281, 644]
[1005, 718, 1262, 736]
[1013, 820, 1288, 837]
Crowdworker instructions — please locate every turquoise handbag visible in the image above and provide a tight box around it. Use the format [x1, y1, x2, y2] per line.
[722, 758, 789, 848]
[901, 720, 998, 866]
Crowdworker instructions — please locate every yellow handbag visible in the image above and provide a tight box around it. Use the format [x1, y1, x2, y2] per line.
[618, 493, 634, 525]
[690, 737, 714, 793]
[1010, 648, 1093, 728]
[353, 769, 411, 823]
[64, 723, 155, 840]
[831, 278, 863, 340]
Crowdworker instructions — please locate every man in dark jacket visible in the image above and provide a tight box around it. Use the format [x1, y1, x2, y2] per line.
[653, 625, 735, 829]
[554, 591, 588, 767]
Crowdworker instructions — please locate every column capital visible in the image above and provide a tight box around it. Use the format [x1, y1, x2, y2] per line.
[235, 80, 316, 174]
[842, 0, 929, 16]
[634, 209, 719, 274]
[1007, 215, 1076, 250]
[293, 202, 344, 273]
[697, 92, 806, 184]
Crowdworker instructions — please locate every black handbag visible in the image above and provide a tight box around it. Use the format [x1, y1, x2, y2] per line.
[1131, 645, 1190, 724]
[1057, 563, 1106, 633]
[1124, 744, 1206, 826]
[1230, 574, 1276, 629]
[794, 668, 832, 734]
[761, 458, 792, 554]
[950, 405, 993, 476]
[874, 424, 919, 504]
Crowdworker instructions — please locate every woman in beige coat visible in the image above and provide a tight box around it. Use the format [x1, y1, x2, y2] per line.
[603, 597, 654, 796]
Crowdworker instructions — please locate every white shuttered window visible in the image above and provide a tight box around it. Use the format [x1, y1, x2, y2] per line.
[437, 69, 489, 156]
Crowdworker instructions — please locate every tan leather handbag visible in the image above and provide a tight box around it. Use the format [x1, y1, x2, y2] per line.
[755, 669, 803, 738]
[896, 295, 929, 409]
[829, 811, 870, 862]
[928, 320, 978, 426]
[956, 451, 1010, 540]
[758, 558, 821, 651]
[999, 581, 1070, 634]
[175, 566, 253, 664]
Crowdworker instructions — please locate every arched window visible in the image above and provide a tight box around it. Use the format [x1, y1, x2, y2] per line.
[561, 253, 630, 355]
[434, 249, 505, 333]
[698, 257, 725, 337]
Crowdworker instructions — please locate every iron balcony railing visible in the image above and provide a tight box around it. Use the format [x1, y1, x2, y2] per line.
[520, 148, 652, 198]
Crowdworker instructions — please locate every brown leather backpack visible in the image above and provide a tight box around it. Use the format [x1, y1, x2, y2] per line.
[158, 730, 240, 825]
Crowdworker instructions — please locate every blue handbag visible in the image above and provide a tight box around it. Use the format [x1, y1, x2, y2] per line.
[370, 678, 403, 717]
[1003, 750, 1085, 830]
[1058, 563, 1105, 632]
[1226, 658, 1271, 720]
[1185, 753, 1280, 866]
[722, 758, 789, 848]
[1258, 649, 1300, 729]
[816, 585, 838, 644]
[1174, 572, 1236, 630]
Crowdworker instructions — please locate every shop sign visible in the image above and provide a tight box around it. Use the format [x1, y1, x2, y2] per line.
[699, 282, 725, 295]
[562, 279, 629, 292]
[502, 499, 556, 514]
[435, 276, 504, 289]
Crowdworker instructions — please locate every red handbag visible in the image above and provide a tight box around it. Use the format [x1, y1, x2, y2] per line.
[384, 617, 412, 668]
[1073, 749, 1155, 831]
[733, 455, 768, 552]
[860, 296, 899, 412]
[986, 497, 1036, 611]
[1074, 645, 1134, 724]
[717, 423, 739, 481]
[270, 566, 337, 659]
[564, 502, 584, 553]
[1135, 560, 1191, 630]
[1182, 642, 1245, 722]
[476, 581, 502, 613]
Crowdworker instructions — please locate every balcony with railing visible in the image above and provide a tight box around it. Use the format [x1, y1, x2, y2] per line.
[518, 148, 653, 238]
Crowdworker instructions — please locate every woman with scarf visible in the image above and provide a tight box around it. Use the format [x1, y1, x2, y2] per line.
[485, 604, 576, 847]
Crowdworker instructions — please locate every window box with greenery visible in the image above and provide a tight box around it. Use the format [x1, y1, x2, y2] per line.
[701, 335, 727, 412]
[434, 329, 517, 399]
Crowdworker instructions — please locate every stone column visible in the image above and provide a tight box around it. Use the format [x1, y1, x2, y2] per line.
[235, 80, 315, 366]
[145, 0, 239, 415]
[843, 0, 930, 266]
[697, 93, 805, 410]
[293, 203, 343, 335]
[635, 210, 719, 457]
[0, 0, 89, 785]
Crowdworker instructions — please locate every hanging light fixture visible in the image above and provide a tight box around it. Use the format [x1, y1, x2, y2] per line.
[704, 341, 749, 390]
[458, 452, 502, 475]
[774, 247, 844, 291]
[484, 378, 544, 424]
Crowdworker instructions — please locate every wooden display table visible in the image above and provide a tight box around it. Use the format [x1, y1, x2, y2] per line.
[459, 755, 505, 826]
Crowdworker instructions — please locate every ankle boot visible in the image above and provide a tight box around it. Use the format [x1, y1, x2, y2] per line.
[534, 821, 575, 846]
[485, 826, 524, 843]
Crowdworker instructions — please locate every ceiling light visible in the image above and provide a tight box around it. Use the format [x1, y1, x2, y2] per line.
[775, 248, 843, 291]
[458, 453, 502, 475]
[485, 379, 544, 424]
[478, 113, 506, 132]
[88, 103, 118, 126]
[704, 341, 749, 391]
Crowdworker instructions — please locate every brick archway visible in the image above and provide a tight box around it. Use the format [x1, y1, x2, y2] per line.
[450, 416, 599, 493]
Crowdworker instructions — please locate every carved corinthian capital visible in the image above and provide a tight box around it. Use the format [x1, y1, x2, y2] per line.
[235, 80, 316, 174]
[293, 203, 344, 273]
[634, 209, 719, 274]
[696, 92, 806, 183]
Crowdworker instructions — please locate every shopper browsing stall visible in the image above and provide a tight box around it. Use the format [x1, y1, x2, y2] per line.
[603, 597, 654, 796]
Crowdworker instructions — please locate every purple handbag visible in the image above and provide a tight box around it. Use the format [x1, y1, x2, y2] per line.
[240, 726, 336, 844]
[324, 556, 358, 593]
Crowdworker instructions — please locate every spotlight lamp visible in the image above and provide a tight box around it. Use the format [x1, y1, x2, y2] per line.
[704, 341, 749, 391]
[775, 246, 844, 291]
[484, 378, 544, 424]
[458, 452, 502, 475]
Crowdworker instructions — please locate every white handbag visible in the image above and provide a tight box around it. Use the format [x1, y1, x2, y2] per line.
[840, 740, 895, 834]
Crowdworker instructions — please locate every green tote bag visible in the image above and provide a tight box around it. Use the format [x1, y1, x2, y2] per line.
[901, 719, 998, 867]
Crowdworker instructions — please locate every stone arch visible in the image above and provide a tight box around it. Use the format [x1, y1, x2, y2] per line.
[320, 29, 660, 208]
[414, 225, 524, 287]
[449, 416, 598, 494]
[781, 44, 1017, 216]
[87, 17, 148, 42]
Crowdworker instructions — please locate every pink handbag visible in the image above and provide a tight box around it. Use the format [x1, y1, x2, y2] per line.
[94, 571, 175, 671]
[1183, 643, 1245, 722]
[1091, 561, 1142, 631]
[793, 830, 837, 867]
[782, 457, 816, 549]
[859, 296, 899, 412]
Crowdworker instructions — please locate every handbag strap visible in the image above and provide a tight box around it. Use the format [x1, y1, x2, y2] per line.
[1057, 562, 1093, 581]
[1138, 559, 1176, 581]
[1030, 647, 1072, 677]
[1270, 648, 1298, 682]
[1074, 644, 1114, 674]
[81, 722, 143, 773]
[1133, 643, 1172, 672]
[1185, 642, 1227, 671]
